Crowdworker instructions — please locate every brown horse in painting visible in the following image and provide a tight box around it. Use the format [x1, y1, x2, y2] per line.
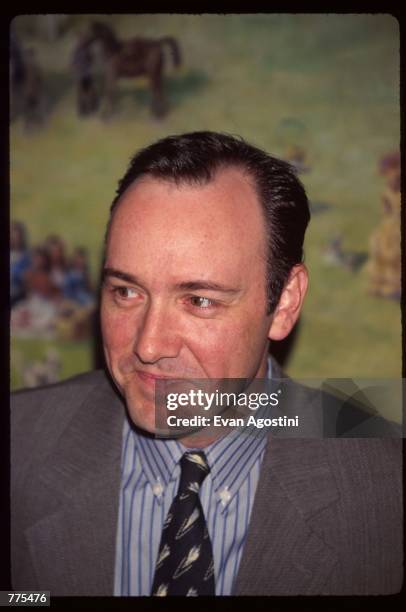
[82, 21, 181, 118]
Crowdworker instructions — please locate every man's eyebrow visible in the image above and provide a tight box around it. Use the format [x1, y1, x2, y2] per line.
[102, 268, 140, 284]
[175, 280, 241, 294]
[103, 269, 240, 295]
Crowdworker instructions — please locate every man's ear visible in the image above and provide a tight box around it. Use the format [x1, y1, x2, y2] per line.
[268, 264, 308, 341]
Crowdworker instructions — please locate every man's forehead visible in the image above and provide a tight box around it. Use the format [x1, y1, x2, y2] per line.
[106, 166, 268, 284]
[109, 171, 265, 253]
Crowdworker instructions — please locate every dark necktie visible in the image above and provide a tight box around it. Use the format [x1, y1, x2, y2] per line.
[151, 451, 215, 596]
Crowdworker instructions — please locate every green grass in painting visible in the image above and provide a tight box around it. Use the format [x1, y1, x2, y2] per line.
[11, 336, 94, 390]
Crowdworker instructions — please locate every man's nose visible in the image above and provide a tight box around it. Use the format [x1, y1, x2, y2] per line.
[133, 301, 181, 364]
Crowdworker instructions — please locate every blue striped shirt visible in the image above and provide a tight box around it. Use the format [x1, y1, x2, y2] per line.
[114, 364, 272, 596]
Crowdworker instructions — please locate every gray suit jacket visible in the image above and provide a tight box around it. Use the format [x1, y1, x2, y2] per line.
[11, 366, 403, 596]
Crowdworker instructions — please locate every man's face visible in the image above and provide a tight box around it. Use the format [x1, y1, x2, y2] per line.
[101, 167, 274, 436]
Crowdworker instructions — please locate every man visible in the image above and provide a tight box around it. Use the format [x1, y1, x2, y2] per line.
[11, 131, 402, 596]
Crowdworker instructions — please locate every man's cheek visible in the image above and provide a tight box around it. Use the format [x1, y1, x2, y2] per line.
[102, 315, 134, 350]
[190, 334, 232, 376]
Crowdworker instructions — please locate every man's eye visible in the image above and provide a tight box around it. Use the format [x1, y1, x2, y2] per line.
[113, 286, 139, 300]
[190, 296, 215, 309]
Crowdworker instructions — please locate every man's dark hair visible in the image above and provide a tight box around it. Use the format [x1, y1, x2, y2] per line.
[109, 131, 310, 314]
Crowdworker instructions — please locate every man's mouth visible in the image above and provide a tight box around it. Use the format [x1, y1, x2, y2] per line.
[136, 370, 175, 382]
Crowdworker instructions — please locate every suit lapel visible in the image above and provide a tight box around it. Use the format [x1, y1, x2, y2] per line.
[25, 373, 125, 595]
[234, 427, 340, 595]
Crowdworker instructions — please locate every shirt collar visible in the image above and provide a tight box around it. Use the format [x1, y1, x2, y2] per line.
[207, 358, 272, 497]
[202, 418, 268, 510]
[128, 357, 273, 507]
[134, 430, 184, 491]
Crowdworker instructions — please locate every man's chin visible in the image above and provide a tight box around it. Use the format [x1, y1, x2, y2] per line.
[123, 388, 168, 435]
[125, 396, 158, 434]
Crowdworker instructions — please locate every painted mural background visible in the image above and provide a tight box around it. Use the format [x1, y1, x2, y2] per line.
[10, 14, 401, 391]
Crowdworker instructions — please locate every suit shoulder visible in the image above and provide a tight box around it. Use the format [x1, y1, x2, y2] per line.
[325, 437, 402, 496]
[12, 369, 108, 408]
[11, 370, 112, 440]
[11, 370, 118, 476]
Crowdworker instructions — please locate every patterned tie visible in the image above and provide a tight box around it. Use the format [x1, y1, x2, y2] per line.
[151, 451, 215, 596]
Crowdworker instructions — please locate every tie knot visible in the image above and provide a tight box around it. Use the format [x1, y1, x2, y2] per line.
[178, 452, 210, 494]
